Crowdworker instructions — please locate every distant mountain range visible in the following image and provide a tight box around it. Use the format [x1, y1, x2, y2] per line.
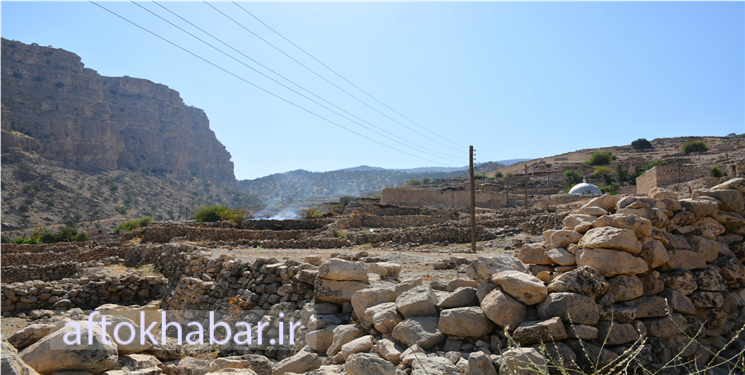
[237, 160, 523, 203]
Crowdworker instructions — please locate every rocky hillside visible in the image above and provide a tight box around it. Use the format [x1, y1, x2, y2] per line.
[237, 162, 506, 203]
[0, 161, 260, 236]
[1, 38, 235, 184]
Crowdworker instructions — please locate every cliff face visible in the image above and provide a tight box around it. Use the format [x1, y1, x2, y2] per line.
[1, 38, 235, 184]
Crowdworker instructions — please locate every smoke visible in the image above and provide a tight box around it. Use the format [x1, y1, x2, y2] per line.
[252, 206, 300, 220]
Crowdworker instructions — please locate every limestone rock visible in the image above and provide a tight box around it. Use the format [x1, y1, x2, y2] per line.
[581, 194, 620, 212]
[657, 288, 696, 315]
[546, 230, 583, 250]
[161, 358, 211, 375]
[711, 177, 745, 194]
[517, 243, 554, 266]
[146, 337, 186, 361]
[692, 188, 744, 212]
[344, 353, 396, 375]
[578, 227, 642, 254]
[318, 259, 367, 282]
[576, 248, 649, 277]
[1, 340, 39, 375]
[314, 279, 367, 304]
[438, 307, 492, 338]
[578, 206, 608, 216]
[563, 214, 597, 233]
[412, 357, 459, 375]
[620, 296, 668, 318]
[546, 266, 610, 299]
[391, 317, 444, 350]
[608, 275, 644, 302]
[512, 317, 568, 345]
[366, 303, 403, 334]
[19, 322, 118, 375]
[305, 325, 336, 353]
[639, 238, 669, 269]
[271, 349, 322, 375]
[537, 292, 599, 325]
[374, 339, 402, 365]
[341, 336, 375, 360]
[659, 270, 698, 295]
[491, 270, 548, 306]
[546, 248, 575, 266]
[326, 325, 366, 356]
[595, 321, 639, 345]
[465, 351, 497, 375]
[395, 285, 438, 318]
[8, 324, 53, 350]
[685, 236, 720, 263]
[480, 288, 526, 329]
[466, 256, 525, 283]
[644, 314, 688, 339]
[660, 250, 707, 271]
[351, 287, 397, 323]
[593, 214, 653, 238]
[679, 199, 718, 219]
[497, 348, 547, 375]
[437, 287, 478, 309]
[210, 355, 271, 375]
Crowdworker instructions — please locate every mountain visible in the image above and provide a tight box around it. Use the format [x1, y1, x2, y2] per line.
[237, 161, 508, 203]
[1, 38, 235, 184]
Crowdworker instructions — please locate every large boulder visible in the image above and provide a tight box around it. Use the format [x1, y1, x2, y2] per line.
[497, 348, 547, 375]
[391, 317, 444, 350]
[659, 270, 698, 295]
[595, 321, 639, 345]
[271, 348, 322, 375]
[511, 317, 568, 345]
[366, 303, 403, 334]
[537, 292, 599, 325]
[679, 199, 718, 219]
[8, 324, 53, 350]
[608, 275, 643, 302]
[546, 266, 609, 299]
[437, 287, 478, 309]
[593, 214, 653, 238]
[1, 340, 39, 375]
[412, 356, 459, 375]
[466, 256, 525, 282]
[318, 259, 368, 282]
[210, 355, 272, 375]
[345, 353, 396, 375]
[660, 250, 707, 271]
[395, 286, 438, 318]
[692, 188, 744, 212]
[657, 289, 696, 315]
[685, 236, 720, 263]
[438, 307, 492, 338]
[341, 336, 375, 360]
[465, 351, 497, 375]
[563, 214, 597, 233]
[305, 325, 336, 353]
[711, 177, 745, 194]
[575, 248, 649, 277]
[480, 288, 526, 329]
[546, 230, 583, 250]
[578, 227, 642, 254]
[639, 238, 670, 269]
[517, 243, 554, 266]
[491, 271, 548, 305]
[19, 322, 118, 375]
[581, 194, 620, 212]
[162, 357, 211, 375]
[326, 325, 366, 356]
[314, 279, 367, 304]
[351, 287, 397, 323]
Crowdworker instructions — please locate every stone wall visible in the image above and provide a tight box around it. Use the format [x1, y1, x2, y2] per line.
[121, 224, 321, 244]
[637, 165, 708, 195]
[1, 262, 80, 283]
[381, 187, 508, 210]
[337, 215, 450, 230]
[2, 244, 127, 266]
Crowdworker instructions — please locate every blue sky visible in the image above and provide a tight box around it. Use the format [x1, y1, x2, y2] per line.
[2, 1, 743, 180]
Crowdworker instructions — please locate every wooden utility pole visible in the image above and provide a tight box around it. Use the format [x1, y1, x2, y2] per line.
[524, 164, 528, 208]
[469, 146, 476, 253]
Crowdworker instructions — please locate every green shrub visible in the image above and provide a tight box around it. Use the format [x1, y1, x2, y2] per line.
[40, 227, 90, 243]
[194, 205, 229, 222]
[645, 160, 668, 170]
[18, 204, 30, 212]
[505, 172, 515, 178]
[421, 177, 431, 184]
[406, 179, 422, 186]
[495, 172, 503, 178]
[44, 199, 55, 207]
[631, 138, 653, 150]
[218, 207, 247, 226]
[616, 164, 629, 184]
[564, 170, 583, 189]
[333, 228, 347, 238]
[115, 216, 152, 233]
[600, 182, 621, 195]
[114, 206, 127, 215]
[710, 165, 724, 178]
[304, 207, 323, 219]
[592, 166, 612, 176]
[681, 141, 708, 154]
[586, 151, 616, 166]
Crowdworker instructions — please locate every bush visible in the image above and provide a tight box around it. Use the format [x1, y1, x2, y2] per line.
[474, 174, 486, 180]
[114, 206, 127, 215]
[495, 172, 503, 178]
[710, 165, 724, 178]
[194, 205, 229, 222]
[40, 227, 90, 243]
[505, 172, 515, 178]
[44, 199, 55, 207]
[592, 166, 612, 176]
[406, 179, 422, 186]
[218, 207, 247, 226]
[600, 182, 621, 195]
[564, 170, 583, 188]
[586, 151, 616, 166]
[631, 138, 653, 150]
[304, 207, 323, 219]
[681, 140, 708, 154]
[115, 216, 152, 233]
[615, 164, 629, 184]
[421, 177, 431, 184]
[18, 204, 30, 212]
[12, 237, 39, 245]
[645, 160, 668, 171]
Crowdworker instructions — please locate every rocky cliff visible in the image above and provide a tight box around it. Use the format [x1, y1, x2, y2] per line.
[1, 38, 235, 184]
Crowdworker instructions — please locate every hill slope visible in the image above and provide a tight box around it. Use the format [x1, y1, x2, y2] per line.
[237, 161, 506, 203]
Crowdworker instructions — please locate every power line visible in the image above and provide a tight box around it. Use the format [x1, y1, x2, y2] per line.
[232, 1, 467, 150]
[89, 1, 455, 167]
[204, 1, 463, 154]
[140, 1, 462, 163]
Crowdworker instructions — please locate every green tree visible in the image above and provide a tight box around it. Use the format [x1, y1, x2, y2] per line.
[645, 160, 668, 170]
[421, 177, 431, 184]
[406, 179, 422, 186]
[564, 170, 583, 189]
[681, 141, 708, 154]
[631, 138, 653, 151]
[586, 152, 616, 166]
[616, 164, 629, 184]
[495, 172, 504, 178]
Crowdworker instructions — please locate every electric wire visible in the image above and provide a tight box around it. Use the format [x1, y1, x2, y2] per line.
[89, 1, 455, 167]
[204, 1, 463, 154]
[232, 1, 467, 150]
[142, 1, 462, 163]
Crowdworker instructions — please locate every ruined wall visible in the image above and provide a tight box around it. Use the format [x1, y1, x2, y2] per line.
[380, 187, 507, 210]
[637, 165, 708, 195]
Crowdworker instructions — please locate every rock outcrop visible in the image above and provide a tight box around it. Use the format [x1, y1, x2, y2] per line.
[1, 38, 235, 184]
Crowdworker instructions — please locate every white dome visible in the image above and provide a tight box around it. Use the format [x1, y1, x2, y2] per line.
[567, 178, 603, 196]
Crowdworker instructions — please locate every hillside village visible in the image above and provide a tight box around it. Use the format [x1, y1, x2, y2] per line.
[2, 39, 745, 375]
